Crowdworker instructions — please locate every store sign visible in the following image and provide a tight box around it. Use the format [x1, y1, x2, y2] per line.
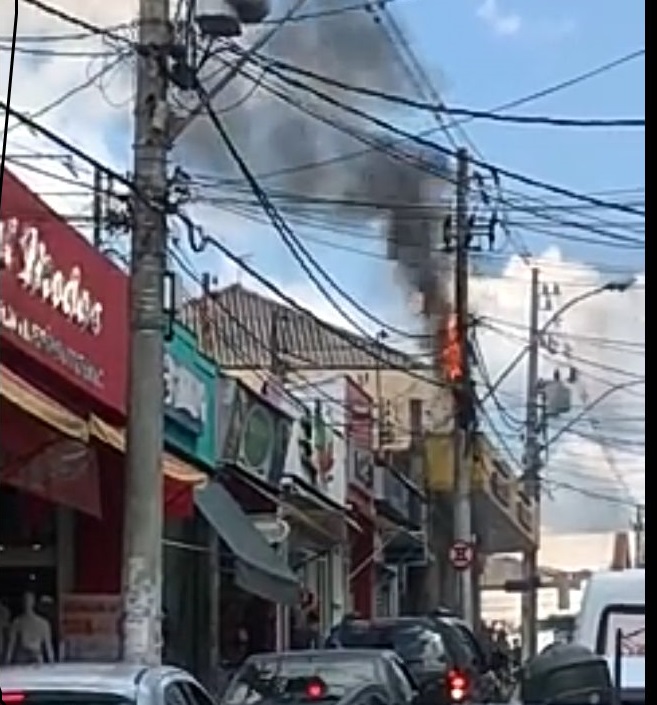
[0, 172, 128, 412]
[345, 377, 374, 451]
[220, 377, 293, 486]
[164, 355, 207, 435]
[164, 323, 217, 468]
[350, 447, 374, 492]
[1, 219, 104, 334]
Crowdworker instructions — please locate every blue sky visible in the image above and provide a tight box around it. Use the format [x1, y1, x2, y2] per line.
[1, 0, 645, 532]
[180, 0, 645, 329]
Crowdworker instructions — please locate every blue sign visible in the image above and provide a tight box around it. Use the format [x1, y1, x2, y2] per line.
[164, 322, 217, 469]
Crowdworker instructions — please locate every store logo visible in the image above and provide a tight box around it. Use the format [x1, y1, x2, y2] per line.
[241, 404, 275, 472]
[0, 217, 104, 335]
[164, 352, 207, 435]
[313, 401, 335, 484]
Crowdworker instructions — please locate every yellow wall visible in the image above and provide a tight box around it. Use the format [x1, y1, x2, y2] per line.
[424, 433, 487, 491]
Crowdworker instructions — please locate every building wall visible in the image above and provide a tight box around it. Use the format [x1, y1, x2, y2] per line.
[232, 368, 452, 450]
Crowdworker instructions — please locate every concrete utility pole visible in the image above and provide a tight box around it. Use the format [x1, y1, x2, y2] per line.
[121, 0, 170, 665]
[633, 504, 645, 568]
[521, 267, 542, 661]
[453, 147, 474, 625]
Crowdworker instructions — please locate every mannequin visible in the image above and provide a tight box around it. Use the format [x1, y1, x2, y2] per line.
[5, 591, 55, 664]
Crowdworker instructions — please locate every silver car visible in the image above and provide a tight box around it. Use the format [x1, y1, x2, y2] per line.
[0, 663, 217, 705]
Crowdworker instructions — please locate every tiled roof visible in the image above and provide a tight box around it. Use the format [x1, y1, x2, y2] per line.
[180, 284, 425, 371]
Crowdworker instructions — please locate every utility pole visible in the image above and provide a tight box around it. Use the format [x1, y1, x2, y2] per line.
[521, 267, 542, 661]
[121, 0, 170, 665]
[633, 505, 645, 568]
[92, 167, 103, 249]
[453, 147, 473, 625]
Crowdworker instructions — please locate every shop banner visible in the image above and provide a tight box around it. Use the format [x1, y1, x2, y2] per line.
[0, 171, 129, 413]
[217, 375, 293, 486]
[59, 593, 121, 661]
[273, 383, 347, 506]
[164, 322, 217, 469]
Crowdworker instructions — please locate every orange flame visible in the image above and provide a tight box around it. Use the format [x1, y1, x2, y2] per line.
[440, 313, 463, 381]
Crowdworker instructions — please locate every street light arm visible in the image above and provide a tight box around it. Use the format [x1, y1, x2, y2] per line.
[545, 377, 645, 448]
[170, 0, 311, 142]
[481, 280, 633, 404]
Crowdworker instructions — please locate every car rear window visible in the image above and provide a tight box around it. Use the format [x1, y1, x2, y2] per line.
[224, 656, 379, 704]
[337, 621, 447, 664]
[1, 694, 133, 705]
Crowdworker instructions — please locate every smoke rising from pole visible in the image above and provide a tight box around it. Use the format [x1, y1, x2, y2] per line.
[179, 0, 454, 335]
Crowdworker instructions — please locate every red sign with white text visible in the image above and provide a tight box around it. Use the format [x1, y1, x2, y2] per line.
[0, 171, 128, 414]
[345, 376, 375, 516]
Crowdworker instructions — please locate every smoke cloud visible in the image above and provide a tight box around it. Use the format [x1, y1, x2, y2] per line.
[179, 0, 454, 331]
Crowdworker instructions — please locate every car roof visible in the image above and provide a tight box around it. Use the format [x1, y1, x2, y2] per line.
[247, 648, 395, 661]
[0, 663, 192, 697]
[341, 617, 431, 629]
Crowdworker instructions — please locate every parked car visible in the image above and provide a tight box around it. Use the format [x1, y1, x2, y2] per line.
[0, 662, 214, 705]
[327, 615, 497, 705]
[221, 649, 417, 705]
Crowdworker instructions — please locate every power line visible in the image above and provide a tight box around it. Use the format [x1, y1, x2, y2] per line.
[227, 46, 645, 183]
[245, 50, 646, 129]
[194, 84, 432, 341]
[228, 47, 646, 218]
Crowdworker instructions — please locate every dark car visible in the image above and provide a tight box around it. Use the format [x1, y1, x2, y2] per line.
[327, 616, 495, 705]
[220, 649, 417, 705]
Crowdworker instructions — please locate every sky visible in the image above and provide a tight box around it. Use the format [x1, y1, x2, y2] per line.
[0, 0, 645, 537]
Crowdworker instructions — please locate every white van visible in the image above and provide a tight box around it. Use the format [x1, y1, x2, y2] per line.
[575, 569, 645, 702]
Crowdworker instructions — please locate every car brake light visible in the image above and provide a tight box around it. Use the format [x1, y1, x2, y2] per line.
[447, 671, 468, 703]
[3, 693, 26, 704]
[305, 678, 327, 700]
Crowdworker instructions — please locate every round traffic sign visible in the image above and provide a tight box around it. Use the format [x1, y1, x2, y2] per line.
[449, 540, 475, 570]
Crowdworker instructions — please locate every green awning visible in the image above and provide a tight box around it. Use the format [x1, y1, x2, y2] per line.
[194, 482, 299, 605]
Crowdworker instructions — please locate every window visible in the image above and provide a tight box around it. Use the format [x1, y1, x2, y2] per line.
[165, 684, 190, 705]
[454, 624, 488, 670]
[181, 681, 216, 705]
[596, 604, 645, 657]
[387, 658, 416, 702]
[224, 656, 378, 704]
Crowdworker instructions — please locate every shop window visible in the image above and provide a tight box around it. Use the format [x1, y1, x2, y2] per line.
[163, 515, 210, 677]
[0, 486, 56, 546]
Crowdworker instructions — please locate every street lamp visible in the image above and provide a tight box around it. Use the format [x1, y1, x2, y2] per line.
[481, 276, 637, 403]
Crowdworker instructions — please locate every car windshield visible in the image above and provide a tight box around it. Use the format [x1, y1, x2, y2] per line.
[337, 620, 445, 663]
[223, 655, 378, 704]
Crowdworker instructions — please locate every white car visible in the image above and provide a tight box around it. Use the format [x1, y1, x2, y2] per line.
[575, 568, 645, 703]
[0, 663, 216, 705]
